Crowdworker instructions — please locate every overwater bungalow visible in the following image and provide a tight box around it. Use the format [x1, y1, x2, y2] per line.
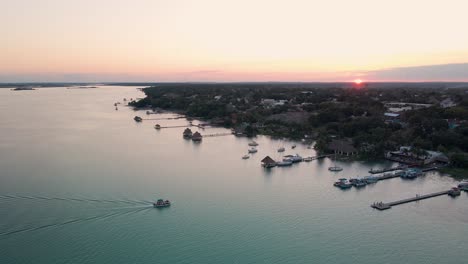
[192, 131, 202, 142]
[261, 156, 276, 168]
[183, 128, 193, 139]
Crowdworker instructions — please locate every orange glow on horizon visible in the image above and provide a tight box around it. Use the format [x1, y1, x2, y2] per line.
[354, 79, 363, 84]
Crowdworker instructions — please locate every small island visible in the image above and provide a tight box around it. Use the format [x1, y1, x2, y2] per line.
[130, 82, 468, 177]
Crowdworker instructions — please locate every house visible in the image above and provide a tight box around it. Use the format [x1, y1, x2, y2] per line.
[384, 112, 401, 125]
[440, 98, 457, 108]
[261, 99, 288, 107]
[385, 146, 449, 165]
[327, 139, 358, 156]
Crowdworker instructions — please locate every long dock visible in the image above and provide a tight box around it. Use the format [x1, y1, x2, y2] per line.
[371, 190, 452, 210]
[201, 132, 232, 138]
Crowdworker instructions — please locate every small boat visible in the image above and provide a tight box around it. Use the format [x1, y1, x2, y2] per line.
[291, 145, 296, 149]
[134, 116, 143, 122]
[248, 141, 259, 146]
[283, 154, 302, 163]
[328, 166, 343, 172]
[248, 148, 258, 153]
[277, 147, 285, 152]
[153, 199, 171, 208]
[363, 176, 379, 184]
[333, 178, 352, 189]
[276, 160, 293, 166]
[352, 179, 367, 188]
[154, 124, 161, 129]
[303, 156, 313, 162]
[448, 187, 461, 197]
[115, 107, 118, 111]
[242, 155, 250, 159]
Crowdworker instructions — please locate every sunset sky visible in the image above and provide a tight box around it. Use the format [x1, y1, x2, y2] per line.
[1, 0, 468, 82]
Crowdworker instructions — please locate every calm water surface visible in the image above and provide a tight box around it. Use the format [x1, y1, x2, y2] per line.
[0, 86, 467, 264]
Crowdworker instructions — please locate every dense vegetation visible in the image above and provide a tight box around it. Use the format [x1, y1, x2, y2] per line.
[130, 83, 468, 170]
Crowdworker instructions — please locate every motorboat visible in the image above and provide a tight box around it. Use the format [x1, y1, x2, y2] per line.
[153, 199, 171, 208]
[134, 116, 143, 122]
[248, 141, 259, 146]
[242, 155, 250, 159]
[284, 154, 302, 163]
[277, 147, 285, 152]
[291, 145, 296, 149]
[276, 160, 293, 167]
[328, 166, 343, 172]
[154, 124, 161, 129]
[248, 148, 258, 153]
[363, 176, 379, 184]
[303, 156, 313, 162]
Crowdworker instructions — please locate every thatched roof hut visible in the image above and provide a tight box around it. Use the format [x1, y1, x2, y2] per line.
[192, 131, 202, 141]
[183, 128, 193, 138]
[261, 156, 276, 167]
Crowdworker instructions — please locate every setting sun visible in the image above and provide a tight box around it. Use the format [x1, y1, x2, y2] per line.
[354, 79, 363, 84]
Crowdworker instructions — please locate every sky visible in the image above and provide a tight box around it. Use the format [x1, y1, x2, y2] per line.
[1, 0, 468, 82]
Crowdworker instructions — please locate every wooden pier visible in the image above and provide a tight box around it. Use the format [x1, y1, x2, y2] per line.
[201, 132, 232, 138]
[371, 190, 451, 210]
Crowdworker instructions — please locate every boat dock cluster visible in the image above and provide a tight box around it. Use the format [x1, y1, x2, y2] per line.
[333, 168, 425, 189]
[261, 154, 330, 168]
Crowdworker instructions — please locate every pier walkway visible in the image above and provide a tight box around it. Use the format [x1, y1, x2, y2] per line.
[371, 190, 451, 210]
[201, 132, 232, 138]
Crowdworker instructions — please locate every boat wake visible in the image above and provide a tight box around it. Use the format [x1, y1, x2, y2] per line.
[0, 194, 149, 205]
[0, 206, 151, 237]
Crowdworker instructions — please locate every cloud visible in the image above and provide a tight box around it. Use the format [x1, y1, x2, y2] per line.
[364, 63, 468, 81]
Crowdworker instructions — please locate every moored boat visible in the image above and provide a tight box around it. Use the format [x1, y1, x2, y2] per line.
[284, 154, 302, 163]
[303, 156, 313, 162]
[248, 141, 259, 146]
[276, 160, 293, 166]
[277, 147, 285, 152]
[242, 154, 250, 159]
[248, 148, 258, 153]
[328, 166, 343, 172]
[134, 116, 143, 122]
[154, 124, 161, 129]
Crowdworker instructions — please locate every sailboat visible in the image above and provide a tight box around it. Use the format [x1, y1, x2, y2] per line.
[328, 151, 343, 172]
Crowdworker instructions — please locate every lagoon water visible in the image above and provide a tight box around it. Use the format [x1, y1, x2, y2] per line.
[0, 86, 467, 264]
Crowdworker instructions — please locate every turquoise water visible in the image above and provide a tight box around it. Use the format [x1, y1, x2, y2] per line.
[0, 86, 467, 264]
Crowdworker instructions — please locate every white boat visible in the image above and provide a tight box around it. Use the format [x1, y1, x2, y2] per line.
[248, 141, 259, 146]
[328, 152, 342, 172]
[277, 147, 285, 152]
[276, 160, 293, 166]
[248, 148, 258, 153]
[303, 156, 313, 162]
[328, 166, 343, 172]
[284, 154, 302, 163]
[242, 155, 250, 159]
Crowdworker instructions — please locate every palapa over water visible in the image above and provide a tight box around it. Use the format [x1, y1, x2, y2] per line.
[261, 156, 276, 168]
